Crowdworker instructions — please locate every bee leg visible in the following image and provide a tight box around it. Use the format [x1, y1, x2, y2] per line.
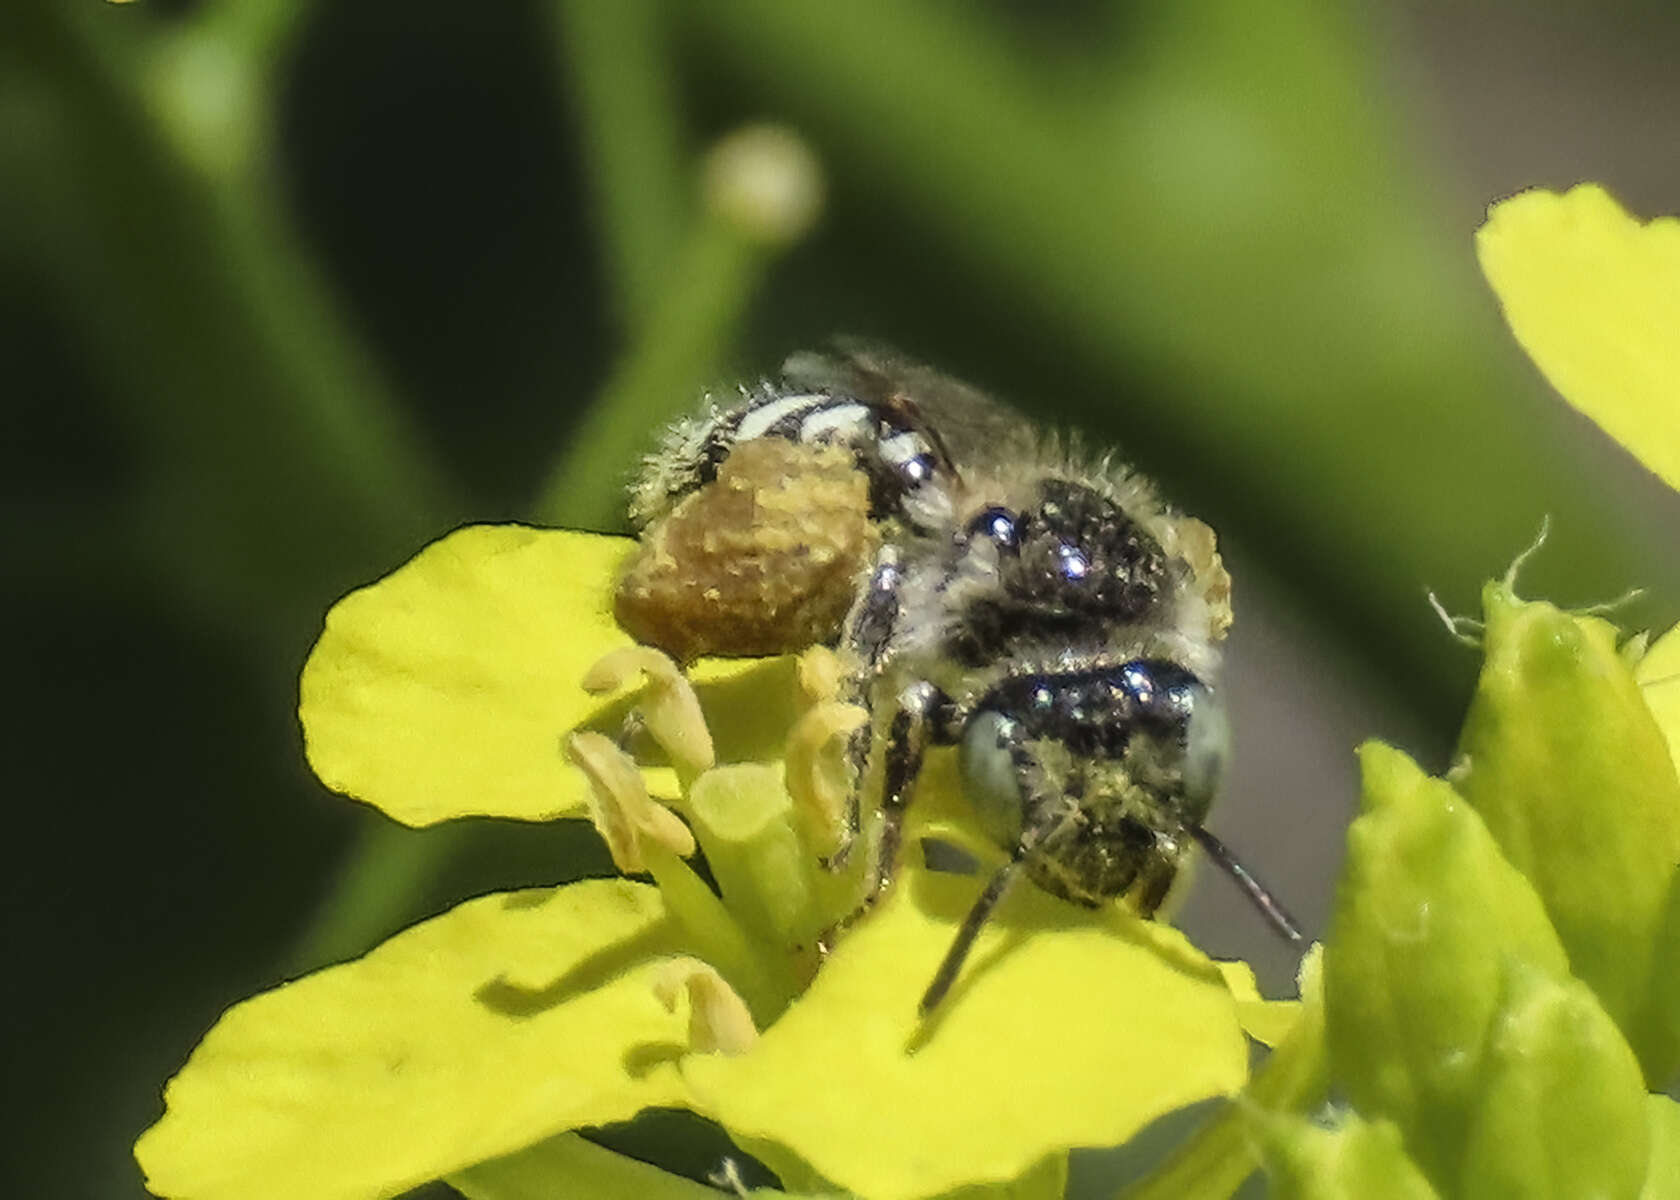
[819, 720, 873, 871]
[848, 546, 903, 668]
[822, 547, 905, 873]
[869, 683, 938, 899]
[820, 680, 944, 948]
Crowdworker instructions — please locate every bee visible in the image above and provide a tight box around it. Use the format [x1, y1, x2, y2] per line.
[619, 343, 1302, 1011]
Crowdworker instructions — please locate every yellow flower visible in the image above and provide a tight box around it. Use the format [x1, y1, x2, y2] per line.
[1477, 185, 1680, 770]
[135, 525, 1279, 1200]
[1477, 183, 1680, 496]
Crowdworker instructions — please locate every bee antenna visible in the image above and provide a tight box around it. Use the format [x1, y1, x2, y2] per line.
[1187, 825, 1305, 945]
[919, 855, 1025, 1015]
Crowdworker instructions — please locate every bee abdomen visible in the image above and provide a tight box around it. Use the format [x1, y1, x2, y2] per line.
[637, 385, 955, 534]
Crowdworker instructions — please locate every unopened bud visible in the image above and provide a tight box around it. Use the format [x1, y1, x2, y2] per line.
[702, 124, 824, 247]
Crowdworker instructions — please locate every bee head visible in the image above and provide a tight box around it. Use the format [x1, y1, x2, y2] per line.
[954, 660, 1300, 944]
[956, 661, 1228, 854]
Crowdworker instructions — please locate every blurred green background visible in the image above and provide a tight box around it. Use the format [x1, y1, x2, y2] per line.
[7, 1, 1680, 1196]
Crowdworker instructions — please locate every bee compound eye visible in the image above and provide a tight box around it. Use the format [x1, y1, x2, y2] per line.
[1180, 683, 1230, 811]
[958, 710, 1026, 849]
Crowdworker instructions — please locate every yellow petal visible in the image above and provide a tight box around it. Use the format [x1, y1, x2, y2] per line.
[1117, 945, 1328, 1200]
[1477, 184, 1680, 492]
[682, 863, 1249, 1200]
[299, 526, 791, 826]
[135, 880, 691, 1200]
[1215, 958, 1304, 1046]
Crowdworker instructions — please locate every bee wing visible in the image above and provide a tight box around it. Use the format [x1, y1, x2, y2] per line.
[781, 340, 1038, 479]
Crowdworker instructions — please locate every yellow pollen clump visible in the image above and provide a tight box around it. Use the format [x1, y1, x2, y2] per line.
[614, 440, 879, 660]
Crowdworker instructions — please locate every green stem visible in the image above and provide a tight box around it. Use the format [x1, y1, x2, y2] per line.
[286, 822, 465, 972]
[192, 0, 318, 78]
[4, 1, 472, 979]
[4, 1, 458, 652]
[548, 0, 691, 334]
[532, 216, 770, 531]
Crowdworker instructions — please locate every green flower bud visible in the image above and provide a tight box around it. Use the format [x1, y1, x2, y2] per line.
[1326, 742, 1569, 1186]
[1453, 584, 1680, 1084]
[1251, 1108, 1441, 1200]
[1458, 961, 1649, 1200]
[1643, 1096, 1680, 1200]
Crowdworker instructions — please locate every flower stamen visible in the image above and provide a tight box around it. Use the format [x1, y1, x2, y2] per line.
[582, 646, 715, 777]
[654, 957, 761, 1055]
[795, 644, 848, 707]
[784, 700, 868, 856]
[566, 731, 696, 871]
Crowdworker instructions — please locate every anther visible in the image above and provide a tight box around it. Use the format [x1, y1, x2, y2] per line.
[583, 646, 715, 776]
[654, 958, 759, 1055]
[784, 700, 868, 855]
[566, 732, 696, 872]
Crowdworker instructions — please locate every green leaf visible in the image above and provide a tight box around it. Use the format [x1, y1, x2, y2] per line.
[1325, 742, 1569, 1186]
[135, 881, 692, 1200]
[298, 525, 795, 826]
[1249, 1109, 1440, 1200]
[1457, 961, 1649, 1200]
[682, 857, 1251, 1200]
[450, 1133, 725, 1200]
[1642, 1095, 1680, 1200]
[1454, 584, 1680, 1083]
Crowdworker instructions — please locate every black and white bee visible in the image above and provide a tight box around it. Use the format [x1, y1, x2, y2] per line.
[620, 343, 1302, 1012]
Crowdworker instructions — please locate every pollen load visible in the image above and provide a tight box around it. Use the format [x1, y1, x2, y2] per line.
[614, 439, 879, 661]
